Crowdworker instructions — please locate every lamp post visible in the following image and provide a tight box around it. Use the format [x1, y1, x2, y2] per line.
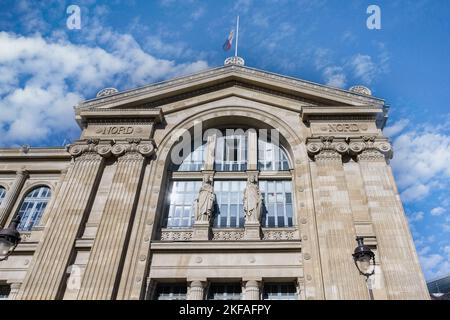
[352, 237, 376, 300]
[0, 214, 22, 262]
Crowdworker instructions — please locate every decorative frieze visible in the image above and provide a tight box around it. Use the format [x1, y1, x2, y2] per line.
[159, 228, 299, 241]
[212, 230, 245, 241]
[261, 228, 299, 240]
[160, 229, 194, 241]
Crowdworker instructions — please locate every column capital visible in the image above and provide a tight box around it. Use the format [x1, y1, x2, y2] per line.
[306, 136, 392, 162]
[349, 136, 392, 162]
[306, 136, 348, 162]
[16, 168, 29, 177]
[68, 139, 156, 160]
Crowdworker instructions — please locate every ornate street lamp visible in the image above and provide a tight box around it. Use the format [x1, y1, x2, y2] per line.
[0, 215, 21, 262]
[352, 237, 376, 300]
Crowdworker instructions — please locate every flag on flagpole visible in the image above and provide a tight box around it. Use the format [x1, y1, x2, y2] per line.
[222, 30, 234, 51]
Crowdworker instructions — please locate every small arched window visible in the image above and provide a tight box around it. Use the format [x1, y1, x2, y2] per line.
[17, 186, 51, 231]
[0, 187, 6, 206]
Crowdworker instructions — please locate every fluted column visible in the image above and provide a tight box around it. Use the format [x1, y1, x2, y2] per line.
[0, 170, 28, 227]
[16, 140, 108, 300]
[77, 140, 154, 300]
[244, 280, 260, 300]
[352, 137, 430, 299]
[7, 283, 22, 300]
[307, 137, 369, 300]
[188, 280, 205, 300]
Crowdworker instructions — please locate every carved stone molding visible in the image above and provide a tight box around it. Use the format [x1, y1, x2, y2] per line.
[212, 229, 245, 241]
[306, 136, 392, 162]
[306, 136, 348, 161]
[68, 139, 156, 160]
[159, 228, 300, 241]
[160, 229, 193, 241]
[261, 228, 300, 240]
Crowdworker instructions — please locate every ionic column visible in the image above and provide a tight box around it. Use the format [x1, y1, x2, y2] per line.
[77, 141, 154, 300]
[0, 170, 28, 227]
[16, 141, 108, 300]
[352, 138, 430, 299]
[188, 280, 206, 300]
[307, 137, 369, 300]
[244, 280, 260, 300]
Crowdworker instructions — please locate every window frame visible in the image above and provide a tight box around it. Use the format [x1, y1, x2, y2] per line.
[0, 283, 11, 300]
[207, 283, 243, 300]
[165, 127, 295, 232]
[262, 282, 298, 300]
[0, 186, 6, 206]
[16, 186, 52, 232]
[153, 283, 187, 300]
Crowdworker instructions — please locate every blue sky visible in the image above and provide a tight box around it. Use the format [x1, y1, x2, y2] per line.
[0, 0, 449, 281]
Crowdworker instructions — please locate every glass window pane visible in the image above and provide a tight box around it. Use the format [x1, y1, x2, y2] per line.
[208, 283, 242, 300]
[166, 181, 201, 228]
[0, 285, 11, 300]
[263, 283, 297, 300]
[17, 187, 51, 232]
[215, 130, 248, 172]
[260, 181, 294, 228]
[155, 284, 187, 300]
[0, 187, 6, 206]
[214, 181, 245, 228]
[258, 136, 291, 172]
[172, 141, 206, 172]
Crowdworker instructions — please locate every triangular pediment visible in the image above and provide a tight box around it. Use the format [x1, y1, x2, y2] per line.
[76, 65, 384, 112]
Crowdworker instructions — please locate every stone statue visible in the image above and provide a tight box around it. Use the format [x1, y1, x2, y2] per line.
[243, 175, 262, 223]
[194, 175, 215, 223]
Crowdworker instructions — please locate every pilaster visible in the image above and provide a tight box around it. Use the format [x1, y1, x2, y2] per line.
[77, 140, 155, 300]
[352, 137, 430, 299]
[16, 140, 107, 300]
[307, 137, 369, 300]
[0, 170, 28, 227]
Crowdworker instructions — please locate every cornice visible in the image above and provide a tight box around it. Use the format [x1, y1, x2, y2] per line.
[76, 65, 384, 110]
[0, 147, 70, 160]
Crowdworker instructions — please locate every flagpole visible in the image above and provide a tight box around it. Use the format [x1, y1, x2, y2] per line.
[235, 16, 239, 57]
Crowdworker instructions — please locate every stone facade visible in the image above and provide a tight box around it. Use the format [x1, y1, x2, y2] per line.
[0, 63, 429, 300]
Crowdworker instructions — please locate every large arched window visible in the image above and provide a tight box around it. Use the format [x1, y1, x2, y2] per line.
[214, 130, 247, 171]
[16, 186, 51, 232]
[258, 138, 290, 171]
[165, 128, 294, 230]
[0, 187, 6, 206]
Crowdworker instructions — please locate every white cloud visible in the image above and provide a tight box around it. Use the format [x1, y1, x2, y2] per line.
[322, 66, 347, 88]
[349, 54, 377, 85]
[383, 119, 409, 138]
[401, 184, 430, 203]
[431, 207, 446, 217]
[420, 254, 444, 274]
[390, 127, 450, 202]
[408, 211, 425, 222]
[0, 31, 209, 146]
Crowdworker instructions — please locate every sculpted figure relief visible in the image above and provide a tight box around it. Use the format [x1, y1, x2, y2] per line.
[243, 175, 262, 223]
[194, 175, 215, 223]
